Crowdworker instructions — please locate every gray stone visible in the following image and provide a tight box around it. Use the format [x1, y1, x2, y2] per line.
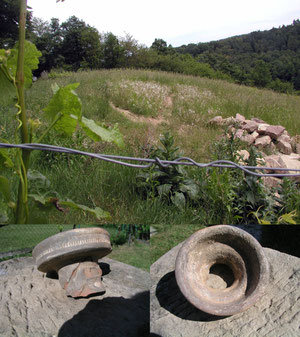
[235, 113, 246, 123]
[250, 130, 259, 141]
[251, 117, 266, 123]
[264, 125, 285, 140]
[151, 243, 300, 337]
[254, 135, 272, 148]
[223, 116, 236, 126]
[261, 176, 282, 188]
[0, 257, 150, 337]
[278, 153, 300, 181]
[257, 123, 270, 135]
[277, 139, 292, 155]
[242, 120, 258, 133]
[208, 116, 223, 126]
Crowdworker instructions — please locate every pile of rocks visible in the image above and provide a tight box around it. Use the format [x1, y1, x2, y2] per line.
[208, 114, 300, 186]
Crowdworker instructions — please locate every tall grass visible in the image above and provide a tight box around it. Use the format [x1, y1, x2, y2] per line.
[2, 68, 300, 224]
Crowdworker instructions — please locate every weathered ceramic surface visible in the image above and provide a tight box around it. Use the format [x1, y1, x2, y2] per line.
[151, 241, 300, 337]
[32, 227, 112, 297]
[32, 227, 112, 272]
[175, 225, 269, 316]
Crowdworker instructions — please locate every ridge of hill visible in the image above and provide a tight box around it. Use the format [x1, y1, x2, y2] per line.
[175, 20, 300, 91]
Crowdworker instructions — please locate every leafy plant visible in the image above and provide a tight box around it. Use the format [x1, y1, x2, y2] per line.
[135, 132, 199, 208]
[0, 0, 124, 224]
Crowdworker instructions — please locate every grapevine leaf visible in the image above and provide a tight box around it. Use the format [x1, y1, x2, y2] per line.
[7, 41, 42, 88]
[43, 83, 81, 136]
[78, 116, 125, 148]
[0, 148, 14, 170]
[0, 65, 16, 104]
[29, 194, 111, 220]
[0, 176, 12, 203]
[59, 200, 111, 220]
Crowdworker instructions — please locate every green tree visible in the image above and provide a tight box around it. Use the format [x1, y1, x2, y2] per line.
[0, 0, 33, 48]
[31, 17, 64, 73]
[251, 60, 272, 87]
[102, 32, 122, 68]
[151, 38, 168, 54]
[60, 16, 102, 70]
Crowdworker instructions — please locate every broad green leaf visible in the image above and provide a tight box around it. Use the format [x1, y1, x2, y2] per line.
[7, 41, 42, 88]
[29, 194, 111, 220]
[0, 148, 14, 170]
[278, 211, 297, 224]
[44, 83, 81, 136]
[0, 176, 12, 203]
[179, 180, 199, 200]
[0, 65, 16, 104]
[157, 184, 172, 197]
[171, 191, 186, 209]
[59, 200, 111, 220]
[79, 116, 124, 148]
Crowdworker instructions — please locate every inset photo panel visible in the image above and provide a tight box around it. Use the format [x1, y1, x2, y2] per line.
[0, 224, 150, 337]
[150, 223, 300, 337]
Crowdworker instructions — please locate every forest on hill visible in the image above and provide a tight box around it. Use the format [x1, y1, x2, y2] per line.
[176, 20, 300, 92]
[1, 0, 299, 93]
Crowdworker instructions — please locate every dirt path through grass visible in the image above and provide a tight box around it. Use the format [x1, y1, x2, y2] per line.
[110, 102, 169, 126]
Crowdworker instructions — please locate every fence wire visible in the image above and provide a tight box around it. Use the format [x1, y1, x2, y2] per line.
[1, 142, 300, 178]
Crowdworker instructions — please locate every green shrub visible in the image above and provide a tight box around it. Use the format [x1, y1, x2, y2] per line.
[135, 132, 199, 209]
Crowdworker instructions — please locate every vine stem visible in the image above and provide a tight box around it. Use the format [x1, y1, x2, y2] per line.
[15, 0, 30, 223]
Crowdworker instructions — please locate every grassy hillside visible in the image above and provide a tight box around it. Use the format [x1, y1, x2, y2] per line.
[1, 68, 300, 225]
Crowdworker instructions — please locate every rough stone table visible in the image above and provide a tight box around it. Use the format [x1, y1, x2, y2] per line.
[151, 242, 300, 337]
[0, 257, 149, 337]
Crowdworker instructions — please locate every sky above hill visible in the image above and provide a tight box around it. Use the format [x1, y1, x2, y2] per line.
[27, 0, 300, 47]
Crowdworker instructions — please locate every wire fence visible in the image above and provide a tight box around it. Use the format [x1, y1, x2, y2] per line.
[1, 142, 300, 177]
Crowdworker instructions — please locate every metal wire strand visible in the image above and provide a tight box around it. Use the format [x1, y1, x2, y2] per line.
[1, 142, 300, 178]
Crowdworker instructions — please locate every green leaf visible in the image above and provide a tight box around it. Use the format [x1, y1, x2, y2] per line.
[29, 193, 50, 206]
[179, 180, 200, 200]
[0, 176, 12, 203]
[278, 211, 297, 224]
[171, 192, 186, 209]
[44, 83, 81, 136]
[29, 194, 111, 220]
[157, 184, 172, 197]
[0, 148, 14, 170]
[7, 41, 42, 88]
[79, 116, 124, 148]
[59, 200, 111, 220]
[0, 64, 16, 104]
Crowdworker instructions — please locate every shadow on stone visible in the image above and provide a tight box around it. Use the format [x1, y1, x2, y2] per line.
[156, 271, 227, 322]
[99, 262, 111, 276]
[58, 291, 150, 337]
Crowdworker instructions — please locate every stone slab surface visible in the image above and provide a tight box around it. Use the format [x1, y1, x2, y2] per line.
[0, 257, 149, 337]
[151, 243, 300, 337]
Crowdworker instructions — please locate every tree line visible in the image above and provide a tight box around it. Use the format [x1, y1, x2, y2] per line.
[1, 0, 299, 93]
